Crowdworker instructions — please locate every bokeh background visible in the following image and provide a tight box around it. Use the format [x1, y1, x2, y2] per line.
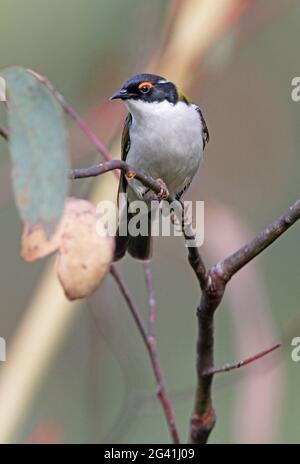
[0, 0, 300, 444]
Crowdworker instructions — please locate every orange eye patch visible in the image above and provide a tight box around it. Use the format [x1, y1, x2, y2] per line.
[138, 81, 154, 93]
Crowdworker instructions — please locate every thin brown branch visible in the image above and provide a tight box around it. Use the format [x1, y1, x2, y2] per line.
[189, 198, 300, 444]
[27, 70, 113, 164]
[71, 161, 208, 291]
[189, 272, 224, 444]
[203, 343, 281, 376]
[147, 336, 180, 444]
[110, 265, 148, 346]
[218, 198, 300, 281]
[70, 160, 174, 202]
[71, 157, 300, 444]
[183, 218, 207, 290]
[143, 261, 180, 441]
[0, 127, 8, 140]
[187, 245, 207, 290]
[110, 264, 180, 444]
[143, 261, 157, 338]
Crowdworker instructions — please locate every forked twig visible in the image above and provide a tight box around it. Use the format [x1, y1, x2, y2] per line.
[110, 264, 180, 443]
[203, 343, 281, 376]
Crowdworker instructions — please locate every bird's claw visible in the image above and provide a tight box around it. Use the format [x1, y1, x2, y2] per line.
[126, 170, 136, 180]
[155, 178, 169, 201]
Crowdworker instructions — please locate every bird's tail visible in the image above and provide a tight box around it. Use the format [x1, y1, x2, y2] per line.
[113, 209, 152, 261]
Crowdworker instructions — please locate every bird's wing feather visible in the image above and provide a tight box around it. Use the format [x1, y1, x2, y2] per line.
[117, 113, 132, 201]
[121, 113, 132, 161]
[175, 104, 209, 200]
[195, 105, 209, 149]
[178, 91, 209, 148]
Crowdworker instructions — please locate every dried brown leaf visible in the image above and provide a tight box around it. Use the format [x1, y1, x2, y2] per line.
[21, 222, 63, 262]
[56, 198, 114, 300]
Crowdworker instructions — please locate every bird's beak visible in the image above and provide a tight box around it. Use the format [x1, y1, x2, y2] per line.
[110, 88, 130, 101]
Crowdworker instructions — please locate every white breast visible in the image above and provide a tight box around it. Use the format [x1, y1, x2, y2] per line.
[125, 99, 203, 196]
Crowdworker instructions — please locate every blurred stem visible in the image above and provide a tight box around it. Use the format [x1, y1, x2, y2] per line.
[0, 259, 80, 443]
[143, 262, 156, 338]
[110, 265, 148, 345]
[204, 343, 281, 376]
[110, 265, 180, 444]
[0, 127, 8, 140]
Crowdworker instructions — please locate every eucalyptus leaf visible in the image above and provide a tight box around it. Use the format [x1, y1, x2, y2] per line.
[1, 67, 69, 235]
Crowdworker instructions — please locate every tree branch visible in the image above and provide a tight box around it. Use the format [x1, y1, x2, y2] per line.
[143, 261, 180, 443]
[110, 265, 148, 346]
[203, 343, 281, 376]
[27, 70, 113, 163]
[218, 199, 300, 281]
[144, 261, 157, 338]
[110, 264, 180, 444]
[189, 198, 300, 443]
[71, 160, 300, 443]
[70, 160, 175, 202]
[71, 161, 208, 290]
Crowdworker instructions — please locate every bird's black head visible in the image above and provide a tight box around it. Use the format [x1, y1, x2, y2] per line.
[110, 73, 180, 104]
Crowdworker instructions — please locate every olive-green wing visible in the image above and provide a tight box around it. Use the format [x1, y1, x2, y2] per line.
[118, 113, 132, 199]
[121, 113, 132, 161]
[175, 105, 209, 200]
[195, 106, 209, 148]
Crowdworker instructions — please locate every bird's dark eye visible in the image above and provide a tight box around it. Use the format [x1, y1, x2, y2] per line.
[138, 81, 153, 94]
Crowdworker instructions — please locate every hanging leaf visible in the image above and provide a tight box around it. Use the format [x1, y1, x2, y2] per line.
[56, 198, 114, 300]
[21, 221, 63, 262]
[21, 197, 115, 300]
[0, 67, 69, 235]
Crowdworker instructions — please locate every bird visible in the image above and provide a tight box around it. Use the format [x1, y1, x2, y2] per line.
[110, 73, 209, 261]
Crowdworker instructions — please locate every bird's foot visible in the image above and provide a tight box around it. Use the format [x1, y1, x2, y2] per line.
[154, 178, 169, 201]
[125, 170, 136, 180]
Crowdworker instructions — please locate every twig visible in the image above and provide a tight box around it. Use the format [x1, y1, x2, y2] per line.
[147, 335, 180, 444]
[217, 199, 300, 281]
[183, 217, 207, 290]
[143, 262, 156, 338]
[72, 160, 208, 291]
[71, 159, 300, 443]
[0, 127, 8, 140]
[203, 343, 281, 376]
[70, 160, 174, 201]
[27, 70, 113, 164]
[143, 261, 180, 443]
[110, 265, 148, 346]
[110, 264, 180, 444]
[189, 198, 300, 444]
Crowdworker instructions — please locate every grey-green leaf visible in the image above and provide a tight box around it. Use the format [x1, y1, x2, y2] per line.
[1, 67, 69, 235]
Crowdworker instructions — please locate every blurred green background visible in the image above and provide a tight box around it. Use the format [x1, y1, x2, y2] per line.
[0, 0, 300, 444]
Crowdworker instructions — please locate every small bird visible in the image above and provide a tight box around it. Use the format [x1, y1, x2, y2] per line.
[110, 73, 209, 261]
